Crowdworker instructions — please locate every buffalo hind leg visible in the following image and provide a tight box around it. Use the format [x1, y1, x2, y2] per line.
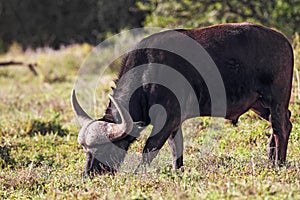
[269, 103, 292, 165]
[168, 127, 183, 170]
[251, 100, 277, 162]
[251, 100, 292, 164]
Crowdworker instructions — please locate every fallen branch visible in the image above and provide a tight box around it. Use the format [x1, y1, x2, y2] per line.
[0, 61, 38, 76]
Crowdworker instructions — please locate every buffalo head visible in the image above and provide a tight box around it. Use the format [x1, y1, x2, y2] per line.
[71, 90, 134, 177]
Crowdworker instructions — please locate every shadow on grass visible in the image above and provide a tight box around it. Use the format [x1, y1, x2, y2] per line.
[0, 145, 16, 169]
[26, 118, 69, 137]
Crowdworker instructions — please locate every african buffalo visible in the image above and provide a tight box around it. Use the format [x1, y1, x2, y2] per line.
[72, 22, 293, 176]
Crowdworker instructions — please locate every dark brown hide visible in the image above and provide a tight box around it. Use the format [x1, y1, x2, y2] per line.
[86, 22, 293, 175]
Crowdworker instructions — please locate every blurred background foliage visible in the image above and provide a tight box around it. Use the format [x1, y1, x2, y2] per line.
[140, 0, 300, 34]
[0, 0, 145, 52]
[0, 0, 300, 52]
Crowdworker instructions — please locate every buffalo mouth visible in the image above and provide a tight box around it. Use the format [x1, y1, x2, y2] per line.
[83, 152, 116, 178]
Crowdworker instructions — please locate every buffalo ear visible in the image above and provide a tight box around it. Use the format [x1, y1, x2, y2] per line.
[134, 121, 146, 129]
[128, 121, 146, 138]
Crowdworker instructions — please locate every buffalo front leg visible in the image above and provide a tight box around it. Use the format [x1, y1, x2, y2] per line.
[168, 127, 183, 170]
[138, 119, 181, 172]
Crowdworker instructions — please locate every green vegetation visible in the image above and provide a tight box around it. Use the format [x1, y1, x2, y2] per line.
[0, 0, 145, 51]
[139, 0, 300, 36]
[1, 0, 300, 51]
[0, 33, 300, 199]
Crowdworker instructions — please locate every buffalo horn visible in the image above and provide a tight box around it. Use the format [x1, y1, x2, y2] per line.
[108, 94, 133, 138]
[71, 89, 93, 126]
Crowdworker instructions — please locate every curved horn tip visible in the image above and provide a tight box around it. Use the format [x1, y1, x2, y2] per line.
[107, 94, 133, 135]
[108, 94, 118, 108]
[71, 89, 93, 126]
[71, 89, 78, 105]
[71, 89, 76, 108]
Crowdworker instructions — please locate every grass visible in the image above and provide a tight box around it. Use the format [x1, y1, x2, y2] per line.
[0, 41, 300, 199]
